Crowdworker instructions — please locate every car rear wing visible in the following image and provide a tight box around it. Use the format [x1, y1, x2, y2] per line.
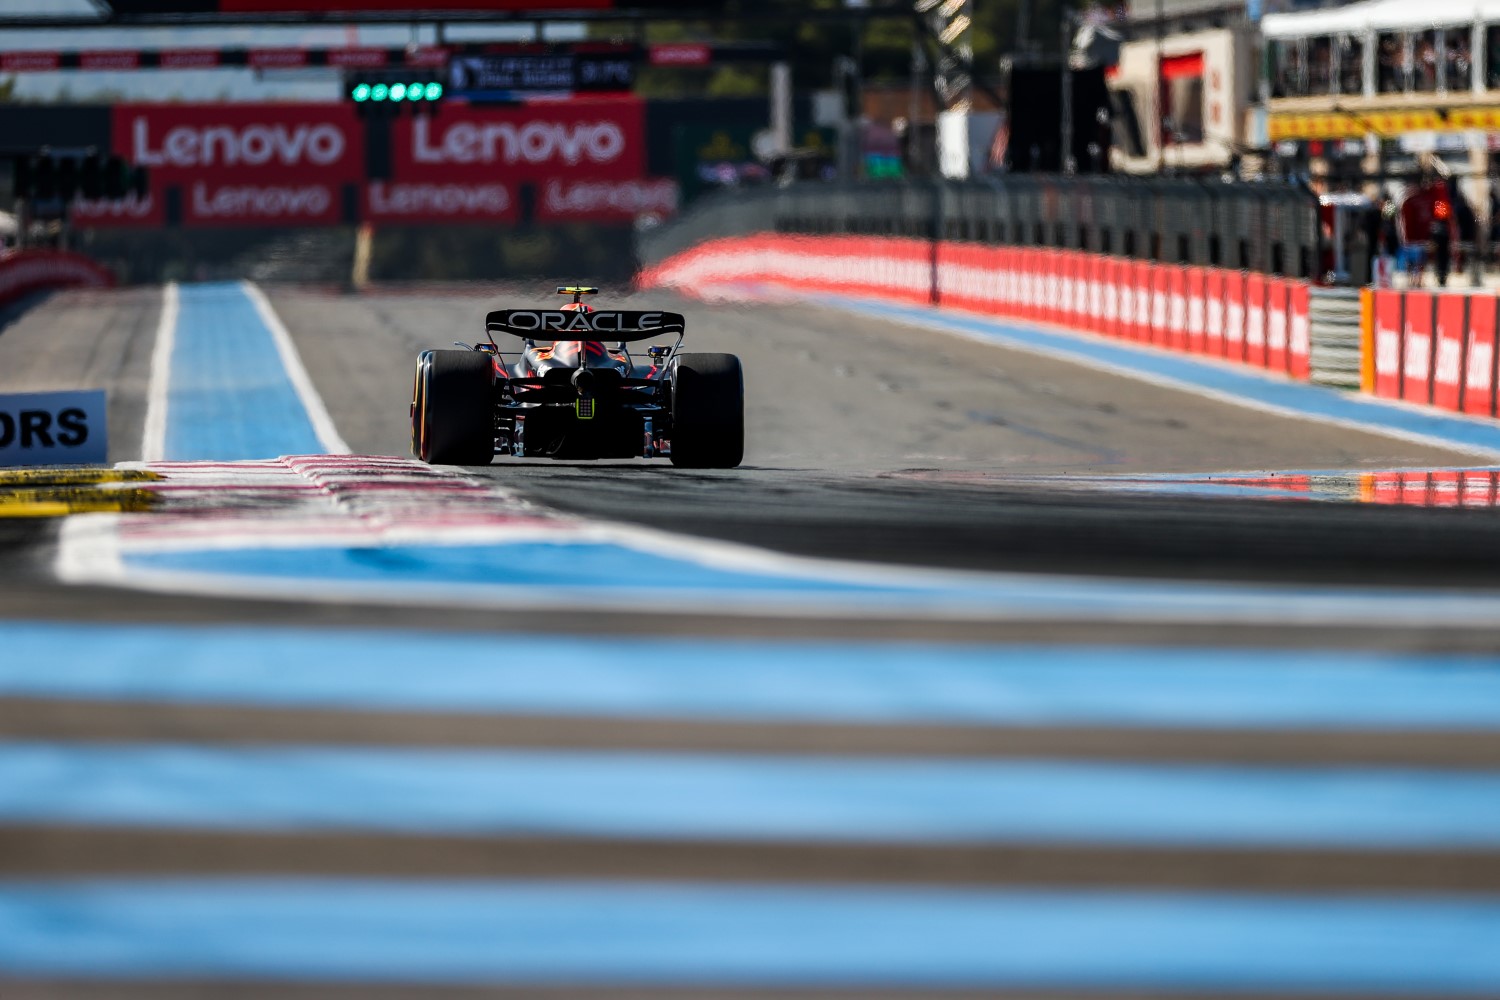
[485, 309, 686, 343]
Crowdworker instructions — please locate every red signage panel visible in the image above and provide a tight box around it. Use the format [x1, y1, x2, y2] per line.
[1243, 272, 1267, 368]
[1168, 266, 1188, 351]
[390, 98, 645, 184]
[1222, 270, 1245, 361]
[1150, 264, 1170, 346]
[1288, 281, 1311, 380]
[364, 180, 514, 224]
[158, 49, 221, 69]
[1264, 277, 1288, 372]
[650, 43, 711, 67]
[1372, 289, 1404, 399]
[1, 52, 61, 72]
[1403, 291, 1436, 404]
[115, 103, 365, 182]
[1203, 268, 1225, 356]
[1433, 295, 1467, 412]
[1465, 296, 1499, 417]
[1185, 267, 1206, 353]
[80, 50, 142, 70]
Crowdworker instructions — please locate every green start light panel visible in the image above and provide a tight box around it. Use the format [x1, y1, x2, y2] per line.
[348, 79, 444, 102]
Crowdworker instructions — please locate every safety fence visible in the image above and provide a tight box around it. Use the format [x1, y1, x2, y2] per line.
[641, 234, 1314, 381]
[638, 178, 1322, 282]
[1367, 288, 1500, 418]
[0, 250, 115, 308]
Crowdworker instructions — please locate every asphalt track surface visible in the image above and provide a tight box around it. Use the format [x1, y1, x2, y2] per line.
[3, 282, 1500, 998]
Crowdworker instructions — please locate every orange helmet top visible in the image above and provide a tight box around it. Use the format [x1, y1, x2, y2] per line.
[559, 302, 595, 313]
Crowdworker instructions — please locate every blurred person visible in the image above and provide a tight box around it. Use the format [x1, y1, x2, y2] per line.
[1379, 37, 1400, 92]
[1432, 198, 1453, 287]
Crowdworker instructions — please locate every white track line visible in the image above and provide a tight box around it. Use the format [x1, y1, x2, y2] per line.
[139, 281, 178, 463]
[242, 280, 352, 455]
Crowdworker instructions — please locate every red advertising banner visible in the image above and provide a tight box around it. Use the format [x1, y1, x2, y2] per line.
[1243, 272, 1266, 368]
[82, 99, 663, 228]
[1186, 267, 1206, 354]
[1288, 281, 1311, 380]
[1264, 277, 1288, 372]
[1149, 264, 1170, 345]
[1088, 255, 1107, 334]
[1465, 296, 1498, 417]
[1109, 259, 1129, 338]
[1167, 267, 1188, 351]
[1433, 295, 1467, 412]
[1044, 250, 1063, 325]
[650, 43, 711, 67]
[390, 99, 645, 184]
[159, 49, 221, 69]
[1372, 289, 1404, 399]
[977, 245, 1004, 315]
[1, 52, 61, 72]
[1403, 291, 1436, 404]
[1203, 268, 1225, 356]
[1070, 252, 1090, 329]
[1129, 261, 1151, 341]
[80, 50, 142, 70]
[102, 103, 365, 228]
[365, 180, 515, 224]
[1222, 269, 1245, 360]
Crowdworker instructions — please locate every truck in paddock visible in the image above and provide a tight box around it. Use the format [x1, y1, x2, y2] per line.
[411, 287, 744, 468]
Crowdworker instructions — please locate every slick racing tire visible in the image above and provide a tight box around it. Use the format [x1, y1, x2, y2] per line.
[670, 352, 744, 469]
[416, 350, 495, 466]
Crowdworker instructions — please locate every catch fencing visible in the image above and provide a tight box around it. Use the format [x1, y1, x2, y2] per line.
[639, 177, 1322, 283]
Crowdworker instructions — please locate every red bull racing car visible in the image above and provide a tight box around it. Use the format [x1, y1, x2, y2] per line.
[411, 287, 744, 468]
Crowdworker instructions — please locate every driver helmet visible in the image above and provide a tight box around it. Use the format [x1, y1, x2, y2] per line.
[554, 300, 602, 366]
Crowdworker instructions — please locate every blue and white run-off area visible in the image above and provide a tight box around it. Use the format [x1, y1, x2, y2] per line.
[5, 276, 1500, 999]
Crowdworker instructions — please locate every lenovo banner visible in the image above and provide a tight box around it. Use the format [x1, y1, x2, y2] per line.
[91, 104, 363, 228]
[382, 98, 661, 222]
[79, 99, 670, 228]
[389, 100, 645, 183]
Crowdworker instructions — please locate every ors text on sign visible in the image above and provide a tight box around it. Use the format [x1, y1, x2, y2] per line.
[0, 390, 108, 467]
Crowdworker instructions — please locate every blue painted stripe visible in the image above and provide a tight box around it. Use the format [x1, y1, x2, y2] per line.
[122, 539, 1500, 625]
[1, 879, 1499, 992]
[839, 297, 1500, 456]
[6, 621, 1500, 731]
[166, 282, 323, 461]
[3, 743, 1499, 846]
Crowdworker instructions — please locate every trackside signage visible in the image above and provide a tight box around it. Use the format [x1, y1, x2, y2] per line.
[81, 99, 672, 228]
[101, 104, 364, 227]
[0, 390, 107, 466]
[391, 100, 644, 183]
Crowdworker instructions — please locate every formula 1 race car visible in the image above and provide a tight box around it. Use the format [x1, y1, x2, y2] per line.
[411, 286, 744, 468]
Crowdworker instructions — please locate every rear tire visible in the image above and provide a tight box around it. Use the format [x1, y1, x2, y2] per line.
[416, 350, 494, 466]
[670, 352, 744, 469]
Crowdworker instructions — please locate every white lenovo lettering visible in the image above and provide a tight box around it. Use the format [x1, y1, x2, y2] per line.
[368, 181, 510, 216]
[191, 182, 331, 219]
[134, 117, 345, 169]
[1468, 341, 1494, 388]
[543, 179, 678, 217]
[413, 118, 626, 166]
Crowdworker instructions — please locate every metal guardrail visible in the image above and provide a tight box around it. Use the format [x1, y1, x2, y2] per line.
[639, 177, 1322, 281]
[1308, 288, 1363, 388]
